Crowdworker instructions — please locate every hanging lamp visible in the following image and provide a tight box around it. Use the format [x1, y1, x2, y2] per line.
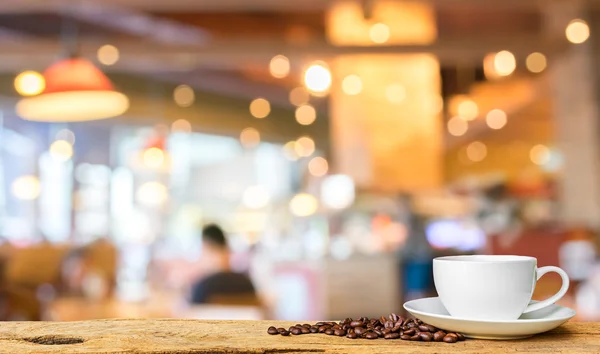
[15, 57, 129, 122]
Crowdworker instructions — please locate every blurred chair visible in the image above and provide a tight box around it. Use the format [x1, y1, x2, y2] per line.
[5, 243, 69, 288]
[1, 243, 69, 320]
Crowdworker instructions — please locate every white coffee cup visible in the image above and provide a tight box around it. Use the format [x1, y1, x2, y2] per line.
[433, 255, 569, 321]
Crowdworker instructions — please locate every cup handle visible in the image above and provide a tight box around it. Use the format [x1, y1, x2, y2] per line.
[522, 266, 570, 314]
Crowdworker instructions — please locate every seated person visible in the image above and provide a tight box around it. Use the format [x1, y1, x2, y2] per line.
[190, 224, 257, 305]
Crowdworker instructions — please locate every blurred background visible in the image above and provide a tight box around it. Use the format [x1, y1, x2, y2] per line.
[0, 0, 598, 323]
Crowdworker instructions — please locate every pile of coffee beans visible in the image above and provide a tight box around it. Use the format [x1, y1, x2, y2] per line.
[267, 313, 465, 343]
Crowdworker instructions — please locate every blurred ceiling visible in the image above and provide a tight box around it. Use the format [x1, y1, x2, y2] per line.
[0, 0, 586, 137]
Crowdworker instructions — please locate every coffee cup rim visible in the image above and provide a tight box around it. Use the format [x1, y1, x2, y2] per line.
[434, 255, 536, 263]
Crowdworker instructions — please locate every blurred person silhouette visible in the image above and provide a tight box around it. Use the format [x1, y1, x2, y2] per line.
[189, 224, 257, 305]
[397, 194, 435, 302]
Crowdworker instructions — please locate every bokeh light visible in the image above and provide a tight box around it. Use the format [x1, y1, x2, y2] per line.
[289, 193, 319, 217]
[295, 104, 317, 125]
[530, 144, 551, 165]
[171, 119, 192, 133]
[240, 128, 260, 148]
[14, 71, 45, 96]
[342, 75, 363, 95]
[173, 85, 195, 107]
[295, 136, 315, 157]
[494, 50, 516, 77]
[566, 19, 590, 44]
[304, 62, 332, 94]
[526, 52, 547, 73]
[97, 44, 119, 66]
[143, 147, 165, 168]
[321, 174, 355, 209]
[249, 98, 271, 119]
[49, 140, 73, 162]
[269, 55, 290, 79]
[486, 109, 507, 130]
[458, 99, 479, 121]
[447, 116, 468, 136]
[466, 141, 487, 162]
[11, 175, 41, 200]
[308, 156, 328, 177]
[369, 23, 390, 44]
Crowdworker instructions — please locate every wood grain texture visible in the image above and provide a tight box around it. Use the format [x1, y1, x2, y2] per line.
[0, 319, 597, 353]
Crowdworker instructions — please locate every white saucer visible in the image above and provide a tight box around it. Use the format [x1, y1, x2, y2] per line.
[403, 297, 576, 340]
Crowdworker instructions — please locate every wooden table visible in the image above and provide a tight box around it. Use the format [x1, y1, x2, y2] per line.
[1, 320, 598, 353]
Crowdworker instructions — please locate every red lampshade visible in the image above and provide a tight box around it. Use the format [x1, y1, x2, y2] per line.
[16, 58, 129, 122]
[42, 58, 115, 94]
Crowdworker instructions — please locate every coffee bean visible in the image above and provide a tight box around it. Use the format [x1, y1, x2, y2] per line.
[403, 328, 416, 336]
[433, 331, 445, 342]
[265, 315, 464, 343]
[418, 325, 431, 332]
[384, 332, 400, 339]
[364, 332, 379, 339]
[410, 334, 421, 341]
[443, 334, 458, 343]
[419, 332, 433, 342]
[350, 320, 363, 328]
[354, 327, 366, 335]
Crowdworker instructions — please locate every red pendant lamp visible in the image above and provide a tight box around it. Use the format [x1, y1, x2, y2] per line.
[16, 57, 129, 122]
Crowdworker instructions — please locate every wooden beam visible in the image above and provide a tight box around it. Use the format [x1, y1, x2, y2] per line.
[0, 35, 570, 68]
[0, 0, 583, 13]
